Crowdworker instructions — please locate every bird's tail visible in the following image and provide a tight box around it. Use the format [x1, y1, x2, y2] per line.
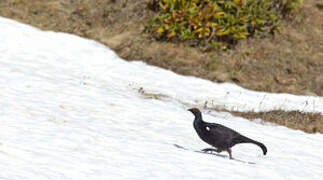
[233, 135, 267, 155]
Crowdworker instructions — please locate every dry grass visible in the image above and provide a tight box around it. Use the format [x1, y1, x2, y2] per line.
[230, 110, 323, 133]
[137, 87, 323, 133]
[0, 0, 323, 133]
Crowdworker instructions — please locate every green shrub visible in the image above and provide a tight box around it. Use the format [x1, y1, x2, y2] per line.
[146, 0, 302, 49]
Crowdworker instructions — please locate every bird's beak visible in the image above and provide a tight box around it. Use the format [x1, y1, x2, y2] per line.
[187, 109, 192, 112]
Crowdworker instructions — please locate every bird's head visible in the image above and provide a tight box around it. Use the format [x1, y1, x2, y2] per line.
[188, 108, 201, 116]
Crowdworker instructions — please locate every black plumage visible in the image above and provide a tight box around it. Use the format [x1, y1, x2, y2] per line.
[188, 108, 267, 159]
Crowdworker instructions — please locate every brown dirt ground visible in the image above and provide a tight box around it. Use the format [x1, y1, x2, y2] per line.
[0, 0, 322, 133]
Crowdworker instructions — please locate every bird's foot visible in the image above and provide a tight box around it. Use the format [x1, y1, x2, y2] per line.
[201, 148, 214, 153]
[201, 148, 221, 153]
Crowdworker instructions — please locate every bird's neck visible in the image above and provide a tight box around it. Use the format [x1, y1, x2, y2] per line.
[194, 113, 204, 123]
[193, 113, 206, 132]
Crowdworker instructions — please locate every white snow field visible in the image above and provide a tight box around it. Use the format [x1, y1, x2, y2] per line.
[0, 17, 323, 180]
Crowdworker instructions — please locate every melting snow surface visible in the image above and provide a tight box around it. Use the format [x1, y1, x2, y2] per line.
[0, 17, 323, 180]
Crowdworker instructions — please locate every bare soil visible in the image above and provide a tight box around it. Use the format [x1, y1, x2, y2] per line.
[1, 0, 322, 133]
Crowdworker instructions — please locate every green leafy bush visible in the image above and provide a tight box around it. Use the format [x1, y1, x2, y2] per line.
[146, 0, 302, 49]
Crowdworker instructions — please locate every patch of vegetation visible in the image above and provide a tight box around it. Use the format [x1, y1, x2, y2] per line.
[138, 87, 170, 99]
[136, 87, 323, 134]
[230, 110, 323, 133]
[146, 0, 302, 49]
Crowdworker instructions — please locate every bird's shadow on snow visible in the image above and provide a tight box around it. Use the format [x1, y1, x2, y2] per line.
[173, 144, 256, 164]
[173, 144, 227, 158]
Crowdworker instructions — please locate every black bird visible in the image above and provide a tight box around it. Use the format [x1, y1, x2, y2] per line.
[188, 108, 267, 159]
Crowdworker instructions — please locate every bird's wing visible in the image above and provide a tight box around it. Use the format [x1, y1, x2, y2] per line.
[205, 123, 240, 139]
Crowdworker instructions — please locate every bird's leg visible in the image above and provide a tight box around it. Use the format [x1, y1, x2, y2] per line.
[226, 148, 233, 159]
